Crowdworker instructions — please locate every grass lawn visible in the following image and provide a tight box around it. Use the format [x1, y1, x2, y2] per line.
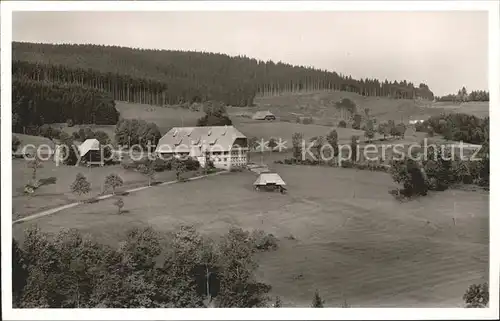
[52, 101, 203, 142]
[252, 91, 489, 125]
[12, 158, 199, 220]
[235, 121, 365, 145]
[115, 101, 203, 132]
[42, 94, 487, 151]
[432, 101, 489, 118]
[12, 163, 488, 307]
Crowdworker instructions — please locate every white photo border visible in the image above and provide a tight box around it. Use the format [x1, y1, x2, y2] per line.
[1, 1, 498, 320]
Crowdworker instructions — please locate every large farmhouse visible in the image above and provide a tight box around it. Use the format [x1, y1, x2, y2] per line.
[155, 125, 248, 170]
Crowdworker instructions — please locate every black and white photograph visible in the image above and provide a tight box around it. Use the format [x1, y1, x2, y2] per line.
[1, 1, 498, 319]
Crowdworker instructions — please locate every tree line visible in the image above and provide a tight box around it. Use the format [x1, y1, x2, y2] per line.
[12, 75, 120, 132]
[12, 225, 277, 308]
[13, 41, 435, 108]
[416, 113, 489, 145]
[435, 87, 489, 102]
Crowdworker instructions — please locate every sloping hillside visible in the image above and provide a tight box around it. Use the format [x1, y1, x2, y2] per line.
[250, 91, 489, 125]
[13, 41, 435, 108]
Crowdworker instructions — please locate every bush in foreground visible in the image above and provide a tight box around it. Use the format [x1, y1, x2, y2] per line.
[311, 290, 324, 307]
[463, 283, 489, 308]
[12, 135, 21, 153]
[250, 230, 278, 252]
[13, 225, 272, 308]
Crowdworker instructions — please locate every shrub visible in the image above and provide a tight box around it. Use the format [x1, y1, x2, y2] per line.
[197, 112, 232, 127]
[273, 296, 283, 308]
[422, 147, 452, 191]
[206, 168, 217, 174]
[183, 157, 200, 171]
[340, 160, 354, 168]
[302, 116, 314, 124]
[230, 166, 244, 172]
[337, 120, 347, 128]
[153, 158, 172, 172]
[206, 159, 215, 169]
[390, 158, 428, 196]
[250, 230, 278, 252]
[311, 290, 324, 307]
[424, 113, 488, 145]
[122, 158, 150, 170]
[351, 114, 362, 130]
[121, 162, 135, 170]
[292, 132, 304, 160]
[114, 197, 124, 214]
[38, 177, 57, 186]
[451, 159, 473, 184]
[12, 135, 21, 153]
[83, 197, 99, 204]
[463, 283, 489, 308]
[303, 159, 319, 166]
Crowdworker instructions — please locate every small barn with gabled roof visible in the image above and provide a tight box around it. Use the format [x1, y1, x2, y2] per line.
[78, 138, 103, 166]
[252, 110, 276, 121]
[253, 172, 287, 193]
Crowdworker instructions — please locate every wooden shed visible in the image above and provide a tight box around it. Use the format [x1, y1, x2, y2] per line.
[253, 172, 287, 193]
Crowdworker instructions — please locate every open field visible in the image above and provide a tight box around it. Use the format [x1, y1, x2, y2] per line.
[11, 158, 200, 220]
[432, 101, 490, 118]
[115, 101, 204, 131]
[12, 163, 488, 307]
[236, 121, 365, 144]
[251, 91, 489, 125]
[49, 101, 204, 141]
[34, 93, 487, 149]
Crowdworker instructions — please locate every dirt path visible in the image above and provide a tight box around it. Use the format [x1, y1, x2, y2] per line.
[12, 171, 228, 225]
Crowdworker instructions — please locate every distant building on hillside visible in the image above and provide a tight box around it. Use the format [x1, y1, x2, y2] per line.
[155, 125, 248, 170]
[252, 110, 276, 121]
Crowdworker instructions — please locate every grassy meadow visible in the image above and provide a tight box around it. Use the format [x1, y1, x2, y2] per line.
[11, 91, 489, 307]
[11, 158, 202, 220]
[23, 91, 487, 149]
[252, 91, 489, 124]
[12, 163, 489, 307]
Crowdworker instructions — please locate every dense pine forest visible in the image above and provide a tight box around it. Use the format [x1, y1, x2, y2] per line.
[12, 41, 438, 128]
[12, 76, 119, 131]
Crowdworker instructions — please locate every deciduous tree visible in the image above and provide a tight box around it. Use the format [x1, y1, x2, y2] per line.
[104, 173, 123, 194]
[138, 161, 155, 186]
[292, 132, 304, 161]
[114, 197, 124, 214]
[70, 173, 91, 196]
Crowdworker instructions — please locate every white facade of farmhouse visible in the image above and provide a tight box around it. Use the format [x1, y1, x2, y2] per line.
[155, 125, 248, 170]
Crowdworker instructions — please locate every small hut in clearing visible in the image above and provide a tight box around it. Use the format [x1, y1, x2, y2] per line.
[253, 172, 286, 193]
[78, 138, 103, 166]
[252, 110, 276, 121]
